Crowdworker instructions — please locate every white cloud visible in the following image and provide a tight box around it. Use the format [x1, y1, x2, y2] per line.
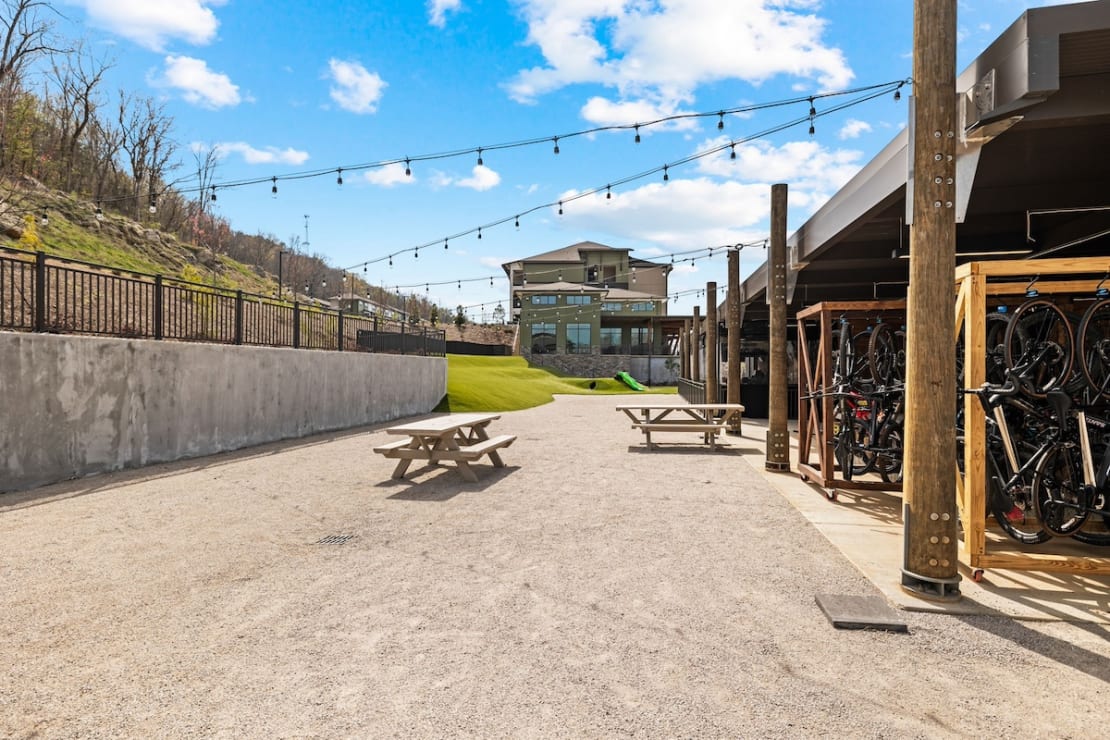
[432, 165, 502, 191]
[364, 163, 413, 187]
[209, 141, 309, 166]
[506, 0, 853, 106]
[153, 55, 240, 108]
[457, 165, 501, 191]
[838, 118, 872, 139]
[696, 136, 864, 196]
[428, 0, 462, 27]
[579, 96, 698, 132]
[554, 178, 771, 251]
[73, 0, 223, 50]
[327, 59, 387, 114]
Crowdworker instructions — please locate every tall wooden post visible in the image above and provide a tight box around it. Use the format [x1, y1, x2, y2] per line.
[902, 0, 961, 601]
[726, 249, 742, 433]
[767, 183, 791, 471]
[706, 282, 718, 404]
[692, 306, 701, 383]
[682, 319, 691, 379]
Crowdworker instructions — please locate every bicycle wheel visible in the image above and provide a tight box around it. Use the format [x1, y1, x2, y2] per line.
[876, 424, 903, 484]
[835, 416, 873, 479]
[1004, 299, 1074, 396]
[1032, 442, 1089, 537]
[1072, 433, 1110, 546]
[868, 324, 905, 387]
[830, 319, 852, 383]
[985, 312, 1012, 385]
[1077, 297, 1110, 402]
[984, 440, 1051, 544]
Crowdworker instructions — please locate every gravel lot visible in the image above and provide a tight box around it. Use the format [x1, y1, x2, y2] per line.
[2, 394, 1108, 738]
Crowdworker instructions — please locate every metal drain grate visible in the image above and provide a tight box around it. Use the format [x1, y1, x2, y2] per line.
[314, 534, 355, 546]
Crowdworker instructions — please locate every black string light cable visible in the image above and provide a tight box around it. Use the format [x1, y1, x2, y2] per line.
[339, 78, 894, 271]
[96, 79, 908, 209]
[382, 239, 767, 292]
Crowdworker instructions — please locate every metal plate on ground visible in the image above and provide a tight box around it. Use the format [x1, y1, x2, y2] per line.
[815, 593, 908, 632]
[314, 534, 355, 545]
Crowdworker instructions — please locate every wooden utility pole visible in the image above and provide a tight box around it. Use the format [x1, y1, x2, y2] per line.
[692, 306, 701, 383]
[706, 282, 718, 403]
[682, 318, 691, 380]
[767, 183, 791, 471]
[902, 0, 961, 601]
[726, 249, 742, 433]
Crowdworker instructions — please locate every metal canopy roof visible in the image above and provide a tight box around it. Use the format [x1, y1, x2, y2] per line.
[739, 0, 1110, 320]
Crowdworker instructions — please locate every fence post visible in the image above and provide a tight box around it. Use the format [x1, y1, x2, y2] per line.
[234, 290, 244, 345]
[293, 302, 301, 349]
[337, 309, 345, 351]
[154, 275, 164, 340]
[34, 251, 46, 332]
[422, 327, 427, 356]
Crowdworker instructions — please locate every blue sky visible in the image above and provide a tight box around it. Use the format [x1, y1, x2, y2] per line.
[53, 0, 1071, 318]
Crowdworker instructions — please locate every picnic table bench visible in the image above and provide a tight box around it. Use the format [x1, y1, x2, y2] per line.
[616, 403, 745, 450]
[373, 412, 516, 482]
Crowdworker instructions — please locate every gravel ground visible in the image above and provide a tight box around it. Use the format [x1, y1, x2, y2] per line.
[2, 394, 1108, 738]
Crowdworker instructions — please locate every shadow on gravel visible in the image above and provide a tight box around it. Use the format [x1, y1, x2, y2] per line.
[955, 614, 1110, 684]
[378, 465, 520, 501]
[624, 445, 749, 455]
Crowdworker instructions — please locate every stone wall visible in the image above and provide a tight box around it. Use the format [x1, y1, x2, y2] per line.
[523, 351, 679, 385]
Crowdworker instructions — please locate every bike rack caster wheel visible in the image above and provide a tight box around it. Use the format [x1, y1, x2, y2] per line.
[825, 489, 838, 502]
[972, 569, 984, 583]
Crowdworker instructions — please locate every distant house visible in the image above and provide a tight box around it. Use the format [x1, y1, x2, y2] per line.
[338, 296, 408, 323]
[502, 241, 674, 355]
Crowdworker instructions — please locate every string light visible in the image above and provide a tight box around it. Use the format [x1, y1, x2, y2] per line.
[210, 186, 217, 202]
[717, 112, 725, 130]
[148, 195, 157, 213]
[552, 136, 560, 154]
[515, 215, 520, 229]
[634, 125, 641, 143]
[40, 211, 48, 226]
[663, 165, 669, 182]
[477, 148, 483, 166]
[730, 144, 736, 160]
[405, 158, 412, 176]
[271, 177, 278, 197]
[558, 201, 563, 216]
[336, 168, 343, 186]
[444, 238, 448, 250]
[477, 227, 482, 240]
[606, 185, 612, 200]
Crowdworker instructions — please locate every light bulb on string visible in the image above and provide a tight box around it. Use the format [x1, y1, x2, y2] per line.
[389, 255, 393, 267]
[717, 112, 725, 130]
[558, 201, 563, 216]
[336, 168, 343, 186]
[808, 97, 816, 118]
[444, 238, 448, 250]
[271, 177, 278, 197]
[809, 121, 815, 136]
[457, 280, 461, 290]
[95, 203, 104, 220]
[404, 158, 412, 177]
[552, 137, 560, 154]
[148, 194, 157, 214]
[663, 165, 669, 182]
[606, 185, 611, 200]
[477, 228, 482, 240]
[730, 144, 736, 160]
[514, 215, 520, 229]
[490, 277, 494, 287]
[634, 125, 641, 144]
[40, 211, 48, 226]
[894, 86, 901, 101]
[414, 248, 419, 259]
[210, 187, 217, 202]
[476, 148, 483, 166]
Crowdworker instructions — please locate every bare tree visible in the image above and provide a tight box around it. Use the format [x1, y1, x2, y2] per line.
[48, 40, 111, 192]
[118, 91, 176, 220]
[0, 0, 64, 172]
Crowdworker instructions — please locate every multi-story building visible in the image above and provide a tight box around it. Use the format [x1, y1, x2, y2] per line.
[502, 241, 674, 355]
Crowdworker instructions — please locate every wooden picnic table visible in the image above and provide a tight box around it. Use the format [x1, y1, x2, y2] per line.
[616, 403, 745, 450]
[373, 412, 516, 482]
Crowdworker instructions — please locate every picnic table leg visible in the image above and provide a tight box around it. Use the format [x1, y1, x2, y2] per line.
[454, 460, 480, 482]
[391, 458, 414, 479]
[487, 450, 505, 468]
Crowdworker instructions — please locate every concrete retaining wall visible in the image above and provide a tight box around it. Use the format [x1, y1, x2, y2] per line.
[0, 332, 446, 492]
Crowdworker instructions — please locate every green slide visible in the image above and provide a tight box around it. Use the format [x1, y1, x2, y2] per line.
[614, 371, 645, 391]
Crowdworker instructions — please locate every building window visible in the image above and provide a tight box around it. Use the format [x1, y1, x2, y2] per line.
[531, 295, 556, 305]
[601, 302, 622, 312]
[531, 322, 556, 354]
[600, 327, 622, 354]
[629, 301, 654, 311]
[566, 323, 591, 354]
[631, 326, 651, 354]
[566, 295, 591, 305]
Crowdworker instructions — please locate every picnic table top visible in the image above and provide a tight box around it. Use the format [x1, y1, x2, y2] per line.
[385, 412, 501, 435]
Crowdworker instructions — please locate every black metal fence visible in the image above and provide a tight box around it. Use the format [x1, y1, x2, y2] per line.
[0, 246, 445, 355]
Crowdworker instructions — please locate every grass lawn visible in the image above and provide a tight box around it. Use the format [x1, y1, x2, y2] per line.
[435, 355, 676, 412]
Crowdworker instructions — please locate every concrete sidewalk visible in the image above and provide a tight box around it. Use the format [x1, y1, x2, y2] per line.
[2, 394, 1108, 738]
